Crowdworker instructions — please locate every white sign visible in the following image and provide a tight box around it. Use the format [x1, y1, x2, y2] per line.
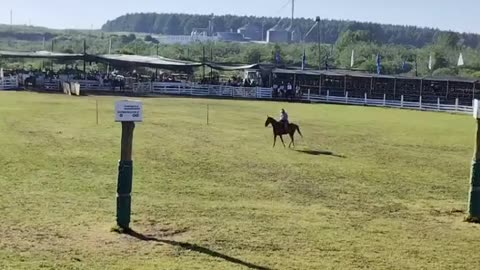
[474, 99, 480, 119]
[115, 100, 143, 122]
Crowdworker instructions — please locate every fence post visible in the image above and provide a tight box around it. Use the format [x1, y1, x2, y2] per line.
[419, 96, 422, 110]
[364, 92, 367, 104]
[383, 93, 386, 106]
[327, 90, 330, 101]
[307, 88, 311, 101]
[456, 98, 459, 111]
[401, 95, 404, 108]
[437, 97, 441, 111]
[345, 91, 349, 103]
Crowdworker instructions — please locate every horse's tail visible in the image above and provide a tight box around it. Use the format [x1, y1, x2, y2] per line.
[296, 125, 303, 138]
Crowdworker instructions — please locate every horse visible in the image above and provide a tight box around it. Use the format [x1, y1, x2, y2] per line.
[265, 116, 303, 148]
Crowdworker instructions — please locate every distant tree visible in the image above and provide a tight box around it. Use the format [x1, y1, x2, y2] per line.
[244, 47, 262, 63]
[434, 32, 460, 48]
[120, 34, 136, 43]
[144, 35, 159, 44]
[163, 15, 182, 35]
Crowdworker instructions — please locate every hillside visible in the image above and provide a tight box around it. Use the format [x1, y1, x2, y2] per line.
[102, 13, 480, 48]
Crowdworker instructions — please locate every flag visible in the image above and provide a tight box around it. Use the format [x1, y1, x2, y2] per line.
[350, 49, 355, 68]
[458, 53, 464, 66]
[428, 53, 433, 70]
[301, 49, 307, 70]
[376, 54, 382, 75]
[275, 51, 281, 65]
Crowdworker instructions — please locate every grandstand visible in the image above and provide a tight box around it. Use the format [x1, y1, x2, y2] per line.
[273, 69, 480, 106]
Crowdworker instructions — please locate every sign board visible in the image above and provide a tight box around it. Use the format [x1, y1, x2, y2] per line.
[115, 100, 143, 122]
[474, 99, 480, 119]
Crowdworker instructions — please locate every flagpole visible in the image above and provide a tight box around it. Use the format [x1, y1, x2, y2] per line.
[316, 16, 321, 70]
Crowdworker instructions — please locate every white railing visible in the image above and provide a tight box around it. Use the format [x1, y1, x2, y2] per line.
[308, 92, 473, 114]
[0, 76, 19, 90]
[35, 80, 473, 114]
[133, 82, 273, 99]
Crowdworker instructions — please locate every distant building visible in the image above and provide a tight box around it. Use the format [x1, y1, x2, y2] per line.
[237, 24, 262, 41]
[191, 28, 209, 37]
[156, 35, 217, 45]
[267, 25, 291, 43]
[286, 25, 302, 43]
[216, 32, 246, 42]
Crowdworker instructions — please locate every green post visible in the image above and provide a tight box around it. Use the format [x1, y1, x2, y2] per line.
[116, 122, 135, 229]
[468, 118, 480, 221]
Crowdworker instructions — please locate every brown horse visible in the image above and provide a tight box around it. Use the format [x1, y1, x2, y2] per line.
[265, 116, 303, 148]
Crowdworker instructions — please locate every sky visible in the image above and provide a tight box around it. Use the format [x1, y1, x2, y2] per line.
[0, 0, 479, 33]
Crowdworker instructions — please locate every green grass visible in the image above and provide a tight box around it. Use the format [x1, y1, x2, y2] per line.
[1, 92, 480, 270]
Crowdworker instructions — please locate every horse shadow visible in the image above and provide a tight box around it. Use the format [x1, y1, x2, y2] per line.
[294, 149, 346, 158]
[121, 229, 273, 270]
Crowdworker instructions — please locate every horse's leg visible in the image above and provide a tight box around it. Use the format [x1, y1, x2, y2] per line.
[273, 135, 277, 148]
[280, 135, 286, 148]
[289, 133, 295, 148]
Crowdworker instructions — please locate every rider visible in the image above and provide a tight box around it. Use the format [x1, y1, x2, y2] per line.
[280, 109, 289, 132]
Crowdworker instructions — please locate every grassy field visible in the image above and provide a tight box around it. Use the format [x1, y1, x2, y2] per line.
[1, 92, 480, 270]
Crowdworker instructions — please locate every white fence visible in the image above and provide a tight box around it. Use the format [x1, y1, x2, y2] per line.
[0, 77, 19, 90]
[22, 79, 475, 115]
[133, 82, 273, 99]
[308, 91, 473, 114]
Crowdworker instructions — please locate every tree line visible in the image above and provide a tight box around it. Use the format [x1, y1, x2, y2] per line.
[101, 13, 480, 48]
[1, 24, 480, 78]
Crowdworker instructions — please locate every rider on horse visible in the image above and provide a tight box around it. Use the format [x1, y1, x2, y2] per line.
[280, 109, 289, 132]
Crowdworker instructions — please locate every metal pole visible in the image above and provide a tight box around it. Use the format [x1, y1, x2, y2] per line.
[415, 54, 418, 77]
[473, 82, 476, 100]
[207, 104, 210, 125]
[293, 73, 297, 92]
[96, 100, 99, 125]
[420, 79, 423, 97]
[202, 46, 206, 80]
[155, 43, 159, 80]
[107, 37, 112, 74]
[318, 74, 322, 95]
[51, 40, 54, 70]
[316, 17, 321, 70]
[117, 122, 135, 230]
[83, 39, 87, 80]
[210, 46, 213, 83]
[468, 117, 480, 222]
[393, 78, 397, 99]
[370, 77, 373, 96]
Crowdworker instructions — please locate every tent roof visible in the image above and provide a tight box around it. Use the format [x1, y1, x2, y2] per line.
[273, 68, 480, 82]
[205, 62, 260, 71]
[0, 50, 84, 60]
[89, 54, 202, 69]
